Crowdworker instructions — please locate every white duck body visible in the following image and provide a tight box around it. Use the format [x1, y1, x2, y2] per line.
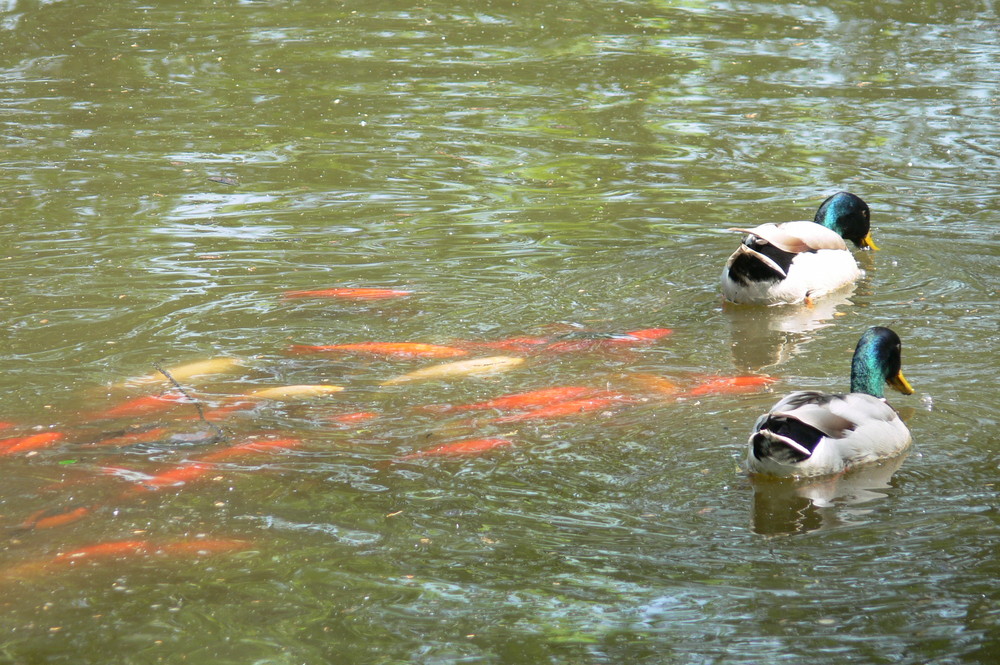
[747, 390, 912, 478]
[721, 221, 862, 306]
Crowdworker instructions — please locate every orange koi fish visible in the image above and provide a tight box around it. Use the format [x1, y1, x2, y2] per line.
[54, 538, 248, 561]
[130, 462, 214, 492]
[20, 506, 92, 530]
[20, 438, 302, 531]
[542, 328, 673, 353]
[282, 288, 412, 300]
[329, 411, 379, 424]
[682, 375, 776, 397]
[92, 392, 190, 420]
[437, 386, 597, 413]
[2, 539, 251, 579]
[490, 393, 635, 423]
[144, 438, 300, 488]
[396, 437, 513, 460]
[617, 328, 673, 341]
[626, 373, 681, 397]
[198, 436, 302, 463]
[0, 421, 14, 431]
[126, 437, 303, 493]
[0, 431, 64, 455]
[288, 342, 468, 358]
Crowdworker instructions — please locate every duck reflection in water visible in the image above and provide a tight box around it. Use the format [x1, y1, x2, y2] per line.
[749, 453, 908, 536]
[724, 289, 856, 372]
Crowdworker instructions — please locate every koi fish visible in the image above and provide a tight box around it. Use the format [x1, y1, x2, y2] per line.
[126, 437, 303, 493]
[490, 393, 635, 423]
[282, 288, 412, 300]
[329, 411, 379, 424]
[0, 431, 64, 455]
[2, 539, 251, 579]
[92, 392, 190, 419]
[433, 386, 597, 413]
[542, 328, 673, 353]
[123, 357, 244, 386]
[381, 356, 525, 386]
[682, 375, 776, 397]
[0, 421, 14, 431]
[198, 437, 302, 462]
[129, 462, 215, 491]
[20, 438, 301, 531]
[246, 384, 345, 400]
[57, 538, 248, 560]
[288, 342, 468, 358]
[617, 328, 673, 341]
[396, 437, 513, 460]
[626, 373, 681, 397]
[19, 506, 92, 530]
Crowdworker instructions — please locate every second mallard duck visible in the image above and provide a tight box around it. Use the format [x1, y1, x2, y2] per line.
[721, 191, 878, 306]
[746, 326, 914, 477]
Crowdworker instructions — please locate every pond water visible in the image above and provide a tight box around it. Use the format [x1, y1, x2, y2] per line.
[1, 1, 997, 663]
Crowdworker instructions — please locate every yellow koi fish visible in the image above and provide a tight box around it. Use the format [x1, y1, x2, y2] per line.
[380, 356, 524, 386]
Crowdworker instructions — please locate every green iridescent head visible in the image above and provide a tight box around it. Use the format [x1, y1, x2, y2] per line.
[815, 191, 878, 250]
[850, 326, 914, 398]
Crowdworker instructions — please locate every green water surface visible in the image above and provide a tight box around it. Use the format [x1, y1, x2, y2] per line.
[1, 1, 997, 663]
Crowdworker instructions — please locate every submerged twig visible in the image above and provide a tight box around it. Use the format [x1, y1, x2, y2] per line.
[153, 361, 227, 440]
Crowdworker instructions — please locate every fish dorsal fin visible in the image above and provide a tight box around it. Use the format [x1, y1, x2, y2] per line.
[728, 222, 848, 253]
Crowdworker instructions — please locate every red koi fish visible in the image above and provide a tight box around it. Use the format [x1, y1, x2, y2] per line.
[490, 393, 635, 423]
[682, 375, 776, 397]
[288, 342, 468, 358]
[433, 386, 597, 413]
[19, 506, 92, 530]
[542, 328, 672, 354]
[329, 411, 379, 424]
[92, 392, 190, 420]
[20, 438, 302, 530]
[55, 538, 249, 561]
[126, 437, 303, 493]
[626, 373, 681, 397]
[396, 437, 513, 460]
[198, 437, 302, 463]
[282, 288, 412, 300]
[616, 328, 673, 341]
[129, 462, 214, 492]
[0, 431, 64, 455]
[2, 539, 251, 579]
[0, 421, 14, 431]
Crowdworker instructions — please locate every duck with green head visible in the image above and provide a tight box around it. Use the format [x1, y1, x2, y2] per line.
[721, 192, 879, 306]
[747, 326, 914, 477]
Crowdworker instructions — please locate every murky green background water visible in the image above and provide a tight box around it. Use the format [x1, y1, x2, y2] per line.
[1, 1, 998, 663]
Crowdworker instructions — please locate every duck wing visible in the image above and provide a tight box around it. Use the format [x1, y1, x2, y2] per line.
[767, 391, 898, 438]
[728, 222, 848, 253]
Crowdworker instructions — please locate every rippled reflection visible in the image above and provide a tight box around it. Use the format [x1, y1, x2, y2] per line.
[749, 454, 909, 536]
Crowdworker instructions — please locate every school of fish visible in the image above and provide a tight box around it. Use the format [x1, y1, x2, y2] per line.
[1, 287, 776, 578]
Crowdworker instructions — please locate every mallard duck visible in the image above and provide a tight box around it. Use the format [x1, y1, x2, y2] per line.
[721, 191, 878, 305]
[746, 326, 914, 477]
